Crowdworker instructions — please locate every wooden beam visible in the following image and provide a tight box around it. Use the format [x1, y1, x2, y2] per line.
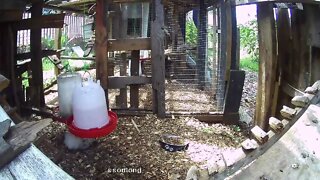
[30, 1, 45, 107]
[275, 8, 291, 117]
[195, 113, 239, 124]
[16, 50, 61, 60]
[113, 0, 150, 3]
[281, 82, 304, 97]
[54, 25, 62, 76]
[11, 14, 65, 30]
[116, 53, 128, 108]
[108, 38, 151, 51]
[230, 5, 238, 70]
[224, 70, 245, 115]
[254, 3, 277, 131]
[130, 50, 140, 109]
[233, 0, 320, 6]
[214, 90, 320, 179]
[217, 3, 228, 111]
[95, 0, 109, 95]
[151, 0, 166, 118]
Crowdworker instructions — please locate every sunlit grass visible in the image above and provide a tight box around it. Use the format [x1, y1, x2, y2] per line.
[240, 56, 259, 72]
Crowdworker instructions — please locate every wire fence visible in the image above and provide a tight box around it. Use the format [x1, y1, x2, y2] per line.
[17, 12, 85, 53]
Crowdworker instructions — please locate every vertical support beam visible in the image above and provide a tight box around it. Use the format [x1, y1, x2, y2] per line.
[95, 0, 108, 102]
[151, 0, 165, 118]
[217, 2, 228, 110]
[224, 1, 233, 81]
[276, 9, 291, 116]
[118, 52, 128, 108]
[54, 27, 62, 76]
[255, 3, 277, 131]
[230, 5, 238, 70]
[224, 70, 245, 115]
[130, 50, 140, 109]
[197, 0, 207, 89]
[30, 2, 44, 107]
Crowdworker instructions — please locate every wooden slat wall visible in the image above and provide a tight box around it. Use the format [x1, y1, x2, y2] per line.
[151, 0, 166, 117]
[30, 1, 45, 107]
[254, 3, 277, 131]
[95, 0, 109, 99]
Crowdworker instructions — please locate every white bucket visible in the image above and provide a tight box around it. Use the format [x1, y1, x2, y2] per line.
[72, 78, 109, 129]
[57, 72, 81, 118]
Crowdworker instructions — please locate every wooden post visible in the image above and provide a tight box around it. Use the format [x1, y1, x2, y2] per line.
[151, 0, 165, 118]
[254, 3, 277, 131]
[54, 25, 62, 76]
[119, 53, 127, 108]
[216, 2, 230, 111]
[95, 0, 108, 103]
[230, 5, 238, 70]
[224, 70, 245, 115]
[30, 2, 45, 107]
[275, 9, 291, 116]
[197, 0, 207, 89]
[130, 50, 140, 109]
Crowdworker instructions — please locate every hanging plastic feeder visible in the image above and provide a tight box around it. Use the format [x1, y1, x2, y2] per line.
[66, 110, 118, 138]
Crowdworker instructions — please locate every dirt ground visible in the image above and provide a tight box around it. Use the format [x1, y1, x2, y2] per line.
[38, 68, 254, 179]
[35, 114, 246, 180]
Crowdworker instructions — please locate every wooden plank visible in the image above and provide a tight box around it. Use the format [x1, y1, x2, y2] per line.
[16, 50, 61, 60]
[0, 75, 10, 92]
[54, 25, 62, 76]
[0, 0, 26, 10]
[224, 70, 245, 115]
[113, 0, 150, 3]
[230, 4, 238, 70]
[281, 82, 304, 97]
[11, 14, 65, 30]
[275, 9, 292, 117]
[0, 106, 73, 179]
[214, 91, 320, 179]
[227, 104, 320, 180]
[130, 50, 140, 109]
[193, 113, 239, 124]
[95, 0, 109, 96]
[108, 38, 151, 51]
[151, 0, 166, 118]
[117, 53, 128, 108]
[1, 119, 52, 169]
[233, 0, 320, 6]
[254, 3, 277, 131]
[217, 3, 228, 110]
[30, 1, 45, 107]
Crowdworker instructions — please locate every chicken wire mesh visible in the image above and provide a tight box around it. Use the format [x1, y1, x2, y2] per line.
[108, 1, 223, 113]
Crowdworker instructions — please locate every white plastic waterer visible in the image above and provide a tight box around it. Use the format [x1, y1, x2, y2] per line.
[57, 72, 82, 118]
[72, 77, 109, 130]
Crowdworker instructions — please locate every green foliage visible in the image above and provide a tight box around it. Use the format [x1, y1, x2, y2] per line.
[186, 20, 198, 46]
[43, 58, 54, 71]
[240, 56, 259, 72]
[42, 37, 55, 50]
[239, 20, 259, 61]
[22, 72, 29, 87]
